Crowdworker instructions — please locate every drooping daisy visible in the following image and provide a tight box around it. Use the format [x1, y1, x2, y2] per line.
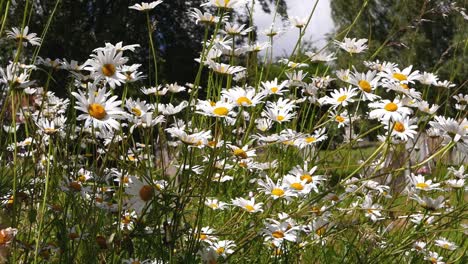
[418, 71, 438, 85]
[435, 80, 456, 89]
[453, 93, 468, 110]
[306, 50, 336, 62]
[189, 8, 224, 25]
[289, 16, 308, 28]
[207, 60, 246, 75]
[141, 85, 169, 96]
[285, 70, 307, 87]
[72, 86, 126, 132]
[6, 26, 41, 46]
[128, 1, 163, 11]
[222, 22, 253, 36]
[410, 194, 445, 211]
[429, 116, 468, 142]
[368, 99, 412, 121]
[157, 101, 188, 115]
[364, 60, 398, 72]
[202, 0, 247, 9]
[334, 37, 368, 54]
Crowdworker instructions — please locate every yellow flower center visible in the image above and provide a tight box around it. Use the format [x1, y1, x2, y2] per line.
[199, 234, 207, 240]
[393, 122, 405, 132]
[233, 148, 247, 159]
[305, 137, 316, 143]
[291, 182, 304, 190]
[216, 247, 225, 254]
[393, 73, 407, 81]
[102, 64, 116, 77]
[88, 103, 107, 120]
[316, 226, 326, 236]
[271, 87, 279, 93]
[271, 188, 285, 197]
[416, 182, 429, 189]
[236, 96, 252, 105]
[139, 185, 154, 201]
[210, 203, 218, 209]
[358, 80, 372, 93]
[335, 116, 345, 123]
[245, 205, 255, 212]
[337, 95, 347, 102]
[131, 107, 142, 117]
[272, 230, 285, 239]
[213, 107, 229, 116]
[78, 175, 87, 182]
[400, 83, 409, 90]
[300, 174, 313, 183]
[384, 102, 398, 112]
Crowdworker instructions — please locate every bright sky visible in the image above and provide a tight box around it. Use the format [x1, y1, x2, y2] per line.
[253, 0, 335, 57]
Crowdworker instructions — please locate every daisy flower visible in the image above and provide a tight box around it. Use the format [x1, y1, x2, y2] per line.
[410, 194, 445, 211]
[424, 251, 444, 264]
[429, 116, 468, 142]
[289, 16, 308, 28]
[330, 110, 350, 128]
[435, 80, 456, 89]
[261, 78, 289, 96]
[453, 93, 468, 110]
[141, 85, 168, 96]
[84, 47, 128, 88]
[222, 87, 265, 107]
[349, 70, 381, 101]
[205, 198, 228, 210]
[368, 99, 412, 121]
[157, 101, 188, 115]
[257, 176, 293, 200]
[445, 178, 465, 189]
[381, 65, 421, 84]
[318, 86, 359, 109]
[295, 127, 328, 149]
[306, 50, 336, 62]
[418, 71, 438, 85]
[202, 0, 246, 9]
[189, 8, 224, 25]
[385, 116, 418, 141]
[72, 86, 126, 132]
[336, 69, 351, 82]
[262, 219, 299, 246]
[434, 237, 458, 250]
[125, 176, 157, 215]
[262, 98, 297, 123]
[231, 197, 263, 213]
[196, 99, 234, 118]
[228, 144, 256, 159]
[6, 26, 41, 46]
[165, 127, 211, 148]
[282, 174, 313, 196]
[207, 61, 245, 75]
[334, 37, 368, 54]
[409, 174, 441, 191]
[125, 98, 153, 118]
[361, 195, 384, 222]
[285, 70, 307, 87]
[0, 227, 18, 247]
[207, 240, 236, 259]
[364, 60, 398, 72]
[222, 22, 253, 36]
[128, 1, 163, 11]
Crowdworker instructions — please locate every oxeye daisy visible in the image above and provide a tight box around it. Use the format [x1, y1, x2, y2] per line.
[128, 1, 163, 11]
[189, 8, 224, 25]
[205, 198, 228, 210]
[125, 175, 157, 215]
[349, 70, 381, 101]
[261, 78, 289, 96]
[364, 60, 398, 72]
[165, 127, 211, 148]
[141, 85, 168, 96]
[336, 69, 351, 82]
[295, 127, 328, 149]
[6, 26, 41, 46]
[409, 174, 441, 191]
[84, 47, 128, 88]
[418, 71, 438, 85]
[318, 86, 358, 109]
[262, 98, 297, 123]
[207, 60, 246, 75]
[282, 174, 313, 196]
[368, 99, 412, 121]
[384, 116, 418, 141]
[72, 86, 126, 132]
[157, 101, 188, 115]
[289, 16, 308, 28]
[202, 0, 247, 9]
[435, 80, 456, 89]
[257, 176, 293, 200]
[222, 22, 253, 36]
[429, 116, 468, 142]
[330, 110, 350, 128]
[125, 98, 153, 118]
[453, 93, 468, 110]
[196, 99, 234, 118]
[262, 219, 299, 247]
[410, 194, 445, 211]
[434, 237, 458, 251]
[228, 144, 256, 159]
[361, 195, 384, 222]
[424, 251, 444, 264]
[231, 197, 263, 213]
[285, 70, 307, 87]
[306, 50, 336, 62]
[381, 65, 421, 84]
[222, 87, 265, 107]
[334, 37, 368, 54]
